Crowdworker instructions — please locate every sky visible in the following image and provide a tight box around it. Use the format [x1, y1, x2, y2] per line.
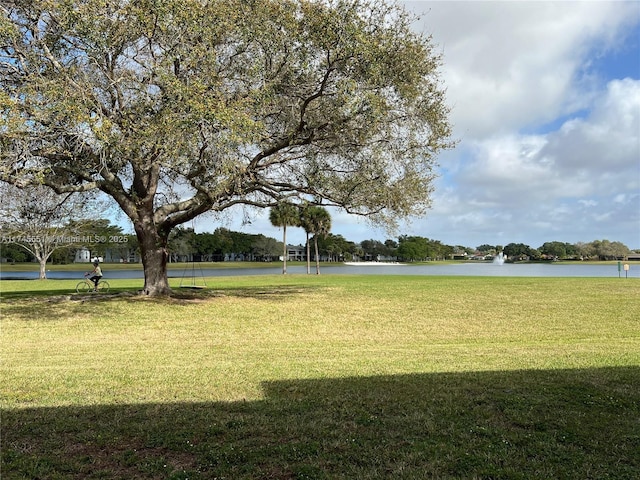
[151, 1, 640, 250]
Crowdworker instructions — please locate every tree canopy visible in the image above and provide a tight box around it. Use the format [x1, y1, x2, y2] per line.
[0, 0, 453, 294]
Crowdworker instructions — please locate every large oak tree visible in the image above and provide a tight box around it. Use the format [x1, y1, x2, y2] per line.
[0, 0, 453, 295]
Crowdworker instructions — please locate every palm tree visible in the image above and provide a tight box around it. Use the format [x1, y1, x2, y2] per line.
[269, 202, 299, 274]
[298, 203, 314, 274]
[304, 206, 332, 274]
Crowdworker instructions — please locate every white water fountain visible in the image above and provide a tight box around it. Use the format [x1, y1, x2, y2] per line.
[493, 251, 505, 265]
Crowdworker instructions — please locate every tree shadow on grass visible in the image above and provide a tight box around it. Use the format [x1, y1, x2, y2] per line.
[0, 284, 319, 320]
[0, 284, 134, 303]
[2, 367, 638, 479]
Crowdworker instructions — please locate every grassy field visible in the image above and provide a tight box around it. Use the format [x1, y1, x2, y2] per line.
[1, 275, 639, 479]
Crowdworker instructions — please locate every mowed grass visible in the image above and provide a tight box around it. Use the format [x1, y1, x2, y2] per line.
[1, 275, 639, 479]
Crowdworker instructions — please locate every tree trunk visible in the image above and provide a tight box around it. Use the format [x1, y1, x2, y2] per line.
[39, 258, 47, 280]
[306, 232, 311, 274]
[314, 236, 321, 275]
[136, 219, 172, 296]
[282, 225, 288, 274]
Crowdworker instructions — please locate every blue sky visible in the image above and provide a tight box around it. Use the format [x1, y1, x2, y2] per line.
[133, 1, 640, 250]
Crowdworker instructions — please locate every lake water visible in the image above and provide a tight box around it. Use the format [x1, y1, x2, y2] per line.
[1, 262, 638, 280]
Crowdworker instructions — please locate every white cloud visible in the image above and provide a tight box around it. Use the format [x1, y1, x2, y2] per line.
[542, 78, 640, 173]
[405, 0, 640, 138]
[393, 1, 640, 249]
[420, 76, 640, 247]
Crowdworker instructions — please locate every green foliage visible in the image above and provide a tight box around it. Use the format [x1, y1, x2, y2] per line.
[316, 233, 357, 261]
[299, 205, 331, 239]
[360, 239, 389, 259]
[397, 235, 428, 261]
[588, 239, 631, 260]
[503, 242, 535, 260]
[476, 244, 496, 253]
[540, 241, 571, 258]
[502, 240, 633, 262]
[0, 243, 32, 262]
[397, 235, 451, 261]
[269, 202, 300, 230]
[250, 234, 281, 261]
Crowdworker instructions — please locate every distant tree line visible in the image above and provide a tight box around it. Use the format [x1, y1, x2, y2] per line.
[474, 240, 632, 262]
[2, 217, 635, 265]
[164, 233, 636, 263]
[167, 227, 282, 263]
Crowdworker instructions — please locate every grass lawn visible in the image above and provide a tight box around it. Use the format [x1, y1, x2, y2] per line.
[1, 275, 639, 479]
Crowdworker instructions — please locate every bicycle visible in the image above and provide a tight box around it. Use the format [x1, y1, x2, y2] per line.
[76, 276, 110, 293]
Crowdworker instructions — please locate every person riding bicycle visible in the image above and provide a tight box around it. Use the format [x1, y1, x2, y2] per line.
[85, 260, 103, 291]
